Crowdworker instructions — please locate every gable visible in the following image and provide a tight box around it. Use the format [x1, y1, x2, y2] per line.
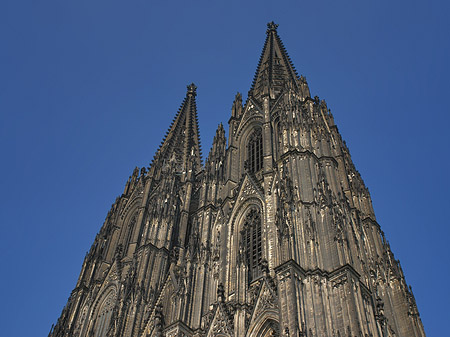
[205, 304, 233, 337]
[246, 279, 280, 337]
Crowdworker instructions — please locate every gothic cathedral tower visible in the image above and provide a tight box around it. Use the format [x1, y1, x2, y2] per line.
[50, 22, 426, 337]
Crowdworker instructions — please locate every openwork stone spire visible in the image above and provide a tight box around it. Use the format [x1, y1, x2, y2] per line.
[150, 83, 202, 175]
[49, 22, 426, 337]
[250, 22, 301, 101]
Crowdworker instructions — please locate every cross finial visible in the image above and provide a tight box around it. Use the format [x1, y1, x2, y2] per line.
[266, 21, 279, 33]
[187, 83, 197, 96]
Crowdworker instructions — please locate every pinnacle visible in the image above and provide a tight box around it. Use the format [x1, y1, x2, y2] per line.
[215, 123, 225, 138]
[266, 21, 279, 34]
[187, 83, 197, 96]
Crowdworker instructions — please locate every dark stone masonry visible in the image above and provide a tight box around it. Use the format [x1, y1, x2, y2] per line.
[50, 22, 425, 337]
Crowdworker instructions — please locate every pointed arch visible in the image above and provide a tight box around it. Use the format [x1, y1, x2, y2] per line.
[227, 196, 265, 296]
[74, 304, 89, 336]
[247, 313, 280, 337]
[242, 208, 263, 283]
[125, 213, 138, 249]
[119, 198, 142, 256]
[273, 117, 282, 161]
[247, 128, 263, 173]
[90, 287, 117, 337]
[257, 319, 281, 337]
[235, 117, 264, 178]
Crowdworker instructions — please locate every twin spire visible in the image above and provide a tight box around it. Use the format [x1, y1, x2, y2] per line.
[150, 83, 202, 174]
[151, 22, 300, 172]
[250, 21, 300, 100]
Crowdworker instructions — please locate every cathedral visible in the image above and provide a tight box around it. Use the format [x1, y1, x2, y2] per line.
[50, 22, 426, 337]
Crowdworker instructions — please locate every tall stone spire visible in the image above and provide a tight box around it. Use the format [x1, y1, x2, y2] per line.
[149, 83, 202, 177]
[249, 21, 302, 101]
[49, 23, 426, 337]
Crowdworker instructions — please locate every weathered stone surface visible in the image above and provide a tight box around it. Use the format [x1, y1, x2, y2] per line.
[50, 22, 425, 337]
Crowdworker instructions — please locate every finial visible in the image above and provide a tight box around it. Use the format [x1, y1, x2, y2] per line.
[266, 21, 279, 34]
[261, 259, 269, 275]
[187, 83, 197, 96]
[217, 282, 225, 302]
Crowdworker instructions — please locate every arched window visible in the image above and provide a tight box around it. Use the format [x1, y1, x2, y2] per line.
[248, 129, 263, 172]
[94, 290, 116, 337]
[125, 214, 137, 249]
[276, 121, 283, 157]
[242, 209, 263, 283]
[257, 319, 280, 337]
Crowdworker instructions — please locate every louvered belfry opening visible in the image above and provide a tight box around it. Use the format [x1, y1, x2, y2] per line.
[248, 129, 263, 173]
[243, 208, 263, 283]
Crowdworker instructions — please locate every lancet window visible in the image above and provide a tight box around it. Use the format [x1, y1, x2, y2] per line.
[94, 290, 116, 337]
[248, 129, 263, 172]
[242, 208, 263, 283]
[125, 214, 137, 249]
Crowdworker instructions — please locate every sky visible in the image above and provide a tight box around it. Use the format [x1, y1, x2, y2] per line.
[1, 1, 449, 336]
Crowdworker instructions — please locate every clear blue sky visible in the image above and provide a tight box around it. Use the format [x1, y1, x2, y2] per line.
[1, 1, 449, 336]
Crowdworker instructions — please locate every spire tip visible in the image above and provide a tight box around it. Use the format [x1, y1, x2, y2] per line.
[266, 21, 279, 34]
[187, 83, 197, 96]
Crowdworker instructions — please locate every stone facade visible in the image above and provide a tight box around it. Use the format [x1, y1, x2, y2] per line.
[50, 22, 426, 337]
